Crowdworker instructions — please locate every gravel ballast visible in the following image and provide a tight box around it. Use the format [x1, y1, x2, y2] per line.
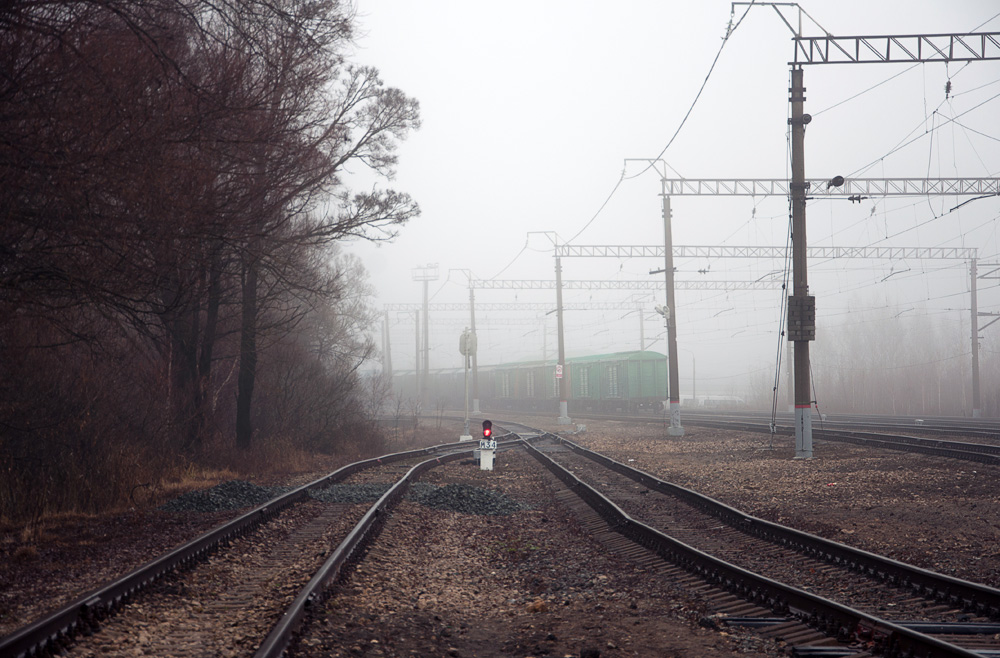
[160, 480, 527, 516]
[159, 480, 287, 513]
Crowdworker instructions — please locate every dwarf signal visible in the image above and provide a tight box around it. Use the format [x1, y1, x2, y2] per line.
[479, 419, 496, 470]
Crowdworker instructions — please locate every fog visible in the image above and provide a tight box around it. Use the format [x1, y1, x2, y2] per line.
[346, 1, 1000, 411]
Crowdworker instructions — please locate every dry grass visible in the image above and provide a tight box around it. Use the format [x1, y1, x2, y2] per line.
[2, 423, 394, 538]
[4, 441, 338, 537]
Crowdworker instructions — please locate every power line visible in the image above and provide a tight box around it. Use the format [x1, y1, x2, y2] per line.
[565, 2, 757, 244]
[485, 239, 528, 280]
[813, 64, 920, 118]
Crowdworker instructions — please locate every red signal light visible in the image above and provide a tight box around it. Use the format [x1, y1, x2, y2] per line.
[482, 420, 492, 438]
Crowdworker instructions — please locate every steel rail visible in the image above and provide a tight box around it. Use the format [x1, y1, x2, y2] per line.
[0, 439, 480, 658]
[680, 411, 1000, 443]
[545, 432, 1000, 620]
[684, 416, 1000, 464]
[521, 435, 984, 658]
[254, 437, 526, 658]
[687, 414, 1000, 460]
[811, 418, 1000, 444]
[539, 409, 1000, 465]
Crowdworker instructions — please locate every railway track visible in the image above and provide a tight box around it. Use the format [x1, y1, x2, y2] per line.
[0, 439, 486, 658]
[7, 418, 998, 657]
[510, 409, 1000, 466]
[501, 421, 1000, 658]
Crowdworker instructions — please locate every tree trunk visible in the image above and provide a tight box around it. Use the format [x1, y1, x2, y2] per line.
[193, 251, 222, 443]
[161, 272, 202, 453]
[236, 253, 258, 450]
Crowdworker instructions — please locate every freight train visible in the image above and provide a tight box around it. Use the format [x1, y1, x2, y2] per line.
[393, 350, 672, 414]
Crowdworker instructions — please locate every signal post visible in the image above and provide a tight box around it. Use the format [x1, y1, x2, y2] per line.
[459, 328, 476, 441]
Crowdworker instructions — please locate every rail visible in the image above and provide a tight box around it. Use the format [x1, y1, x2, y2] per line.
[0, 439, 482, 658]
[550, 433, 1000, 619]
[254, 437, 526, 657]
[521, 435, 983, 658]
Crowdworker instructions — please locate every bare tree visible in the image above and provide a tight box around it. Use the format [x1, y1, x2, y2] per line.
[0, 0, 419, 520]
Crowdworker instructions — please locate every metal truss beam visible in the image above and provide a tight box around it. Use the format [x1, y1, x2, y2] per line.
[470, 279, 780, 291]
[660, 178, 1000, 197]
[792, 32, 1000, 65]
[554, 245, 978, 260]
[384, 302, 647, 313]
[423, 317, 542, 326]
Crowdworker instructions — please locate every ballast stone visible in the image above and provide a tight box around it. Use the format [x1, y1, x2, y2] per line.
[160, 480, 528, 516]
[159, 480, 284, 513]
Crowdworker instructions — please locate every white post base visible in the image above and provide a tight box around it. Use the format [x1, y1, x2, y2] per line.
[557, 400, 571, 425]
[480, 448, 495, 471]
[459, 435, 473, 442]
[668, 401, 684, 436]
[472, 399, 481, 414]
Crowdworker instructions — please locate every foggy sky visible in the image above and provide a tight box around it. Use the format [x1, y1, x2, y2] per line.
[344, 1, 1000, 396]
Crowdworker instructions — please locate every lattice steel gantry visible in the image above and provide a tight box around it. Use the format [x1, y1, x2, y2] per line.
[675, 6, 1000, 456]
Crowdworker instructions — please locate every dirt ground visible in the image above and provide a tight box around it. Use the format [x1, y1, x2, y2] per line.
[3, 418, 998, 657]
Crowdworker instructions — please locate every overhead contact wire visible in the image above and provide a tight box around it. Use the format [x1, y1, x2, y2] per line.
[567, 1, 757, 243]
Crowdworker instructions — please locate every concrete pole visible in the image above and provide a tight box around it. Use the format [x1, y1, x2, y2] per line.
[662, 194, 684, 436]
[790, 67, 813, 458]
[787, 340, 794, 413]
[421, 280, 430, 410]
[971, 258, 981, 418]
[543, 316, 548, 362]
[470, 287, 480, 414]
[463, 329, 470, 436]
[383, 310, 393, 378]
[639, 312, 645, 351]
[414, 309, 420, 405]
[555, 254, 571, 424]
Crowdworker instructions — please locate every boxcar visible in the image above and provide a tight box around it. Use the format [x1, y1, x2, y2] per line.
[393, 350, 669, 415]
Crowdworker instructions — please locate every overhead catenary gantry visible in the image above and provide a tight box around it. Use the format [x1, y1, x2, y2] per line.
[709, 11, 1000, 456]
[787, 29, 1000, 453]
[557, 243, 983, 415]
[384, 302, 649, 312]
[659, 178, 1000, 197]
[791, 32, 1000, 64]
[555, 245, 979, 260]
[470, 279, 782, 291]
[655, 175, 998, 457]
